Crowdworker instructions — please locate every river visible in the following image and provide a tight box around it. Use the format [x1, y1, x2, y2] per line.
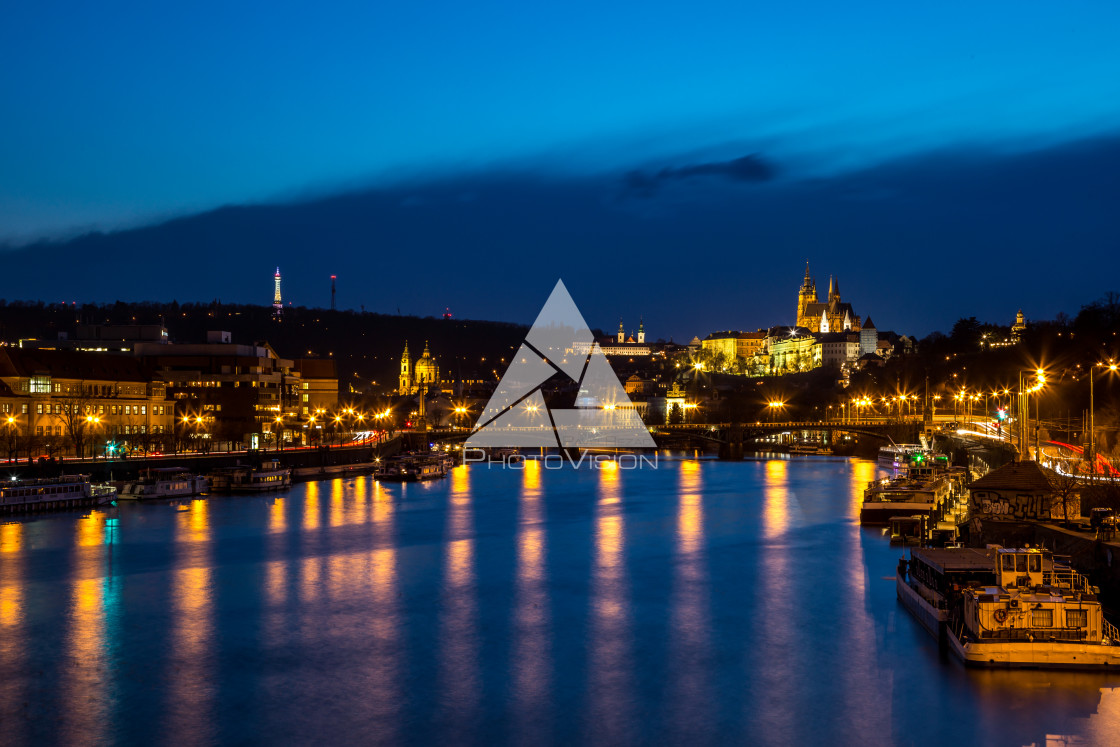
[2, 455, 1119, 745]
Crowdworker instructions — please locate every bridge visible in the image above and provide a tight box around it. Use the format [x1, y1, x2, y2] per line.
[420, 419, 919, 458]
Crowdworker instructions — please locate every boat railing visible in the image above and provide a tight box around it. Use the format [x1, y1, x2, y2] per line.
[1047, 568, 1091, 591]
[1104, 618, 1120, 644]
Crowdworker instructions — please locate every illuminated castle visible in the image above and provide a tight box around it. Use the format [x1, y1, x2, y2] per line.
[795, 262, 862, 333]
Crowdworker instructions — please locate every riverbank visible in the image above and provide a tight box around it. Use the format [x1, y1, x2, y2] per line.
[0, 436, 403, 482]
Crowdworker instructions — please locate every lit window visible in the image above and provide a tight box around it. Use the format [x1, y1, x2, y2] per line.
[1031, 609, 1053, 628]
[29, 376, 51, 394]
[1067, 609, 1087, 628]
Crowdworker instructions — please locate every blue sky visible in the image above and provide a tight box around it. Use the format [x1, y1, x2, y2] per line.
[3, 1, 1120, 239]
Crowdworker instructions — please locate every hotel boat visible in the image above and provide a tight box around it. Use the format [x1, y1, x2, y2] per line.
[118, 467, 208, 500]
[860, 461, 961, 526]
[0, 475, 117, 515]
[208, 459, 291, 493]
[898, 546, 1120, 669]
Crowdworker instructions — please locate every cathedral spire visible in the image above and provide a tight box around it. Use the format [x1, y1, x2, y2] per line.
[803, 261, 812, 287]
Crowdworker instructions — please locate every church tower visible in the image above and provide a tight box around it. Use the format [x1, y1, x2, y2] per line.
[637, 317, 645, 344]
[399, 341, 412, 395]
[797, 262, 817, 327]
[829, 275, 841, 305]
[618, 318, 625, 344]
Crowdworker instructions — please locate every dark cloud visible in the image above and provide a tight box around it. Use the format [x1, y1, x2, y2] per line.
[2, 135, 1119, 340]
[622, 153, 776, 197]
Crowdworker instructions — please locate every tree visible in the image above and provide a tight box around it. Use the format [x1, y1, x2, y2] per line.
[949, 317, 983, 350]
[56, 383, 94, 458]
[1047, 467, 1083, 526]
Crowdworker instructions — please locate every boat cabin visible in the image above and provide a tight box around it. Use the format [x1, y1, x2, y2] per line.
[996, 548, 1044, 588]
[959, 548, 1115, 644]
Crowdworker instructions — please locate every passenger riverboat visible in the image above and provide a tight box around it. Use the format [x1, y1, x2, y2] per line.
[898, 546, 1120, 668]
[878, 444, 946, 471]
[118, 467, 209, 500]
[860, 462, 959, 525]
[0, 475, 117, 514]
[208, 459, 291, 493]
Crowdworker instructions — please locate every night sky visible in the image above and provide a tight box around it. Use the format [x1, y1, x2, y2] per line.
[2, 2, 1119, 339]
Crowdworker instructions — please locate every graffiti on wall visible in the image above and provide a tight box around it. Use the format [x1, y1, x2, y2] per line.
[971, 491, 1050, 520]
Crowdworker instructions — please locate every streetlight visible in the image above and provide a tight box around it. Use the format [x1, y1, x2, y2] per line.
[85, 414, 102, 459]
[275, 414, 285, 452]
[768, 400, 785, 423]
[1016, 369, 1045, 460]
[1089, 361, 1119, 475]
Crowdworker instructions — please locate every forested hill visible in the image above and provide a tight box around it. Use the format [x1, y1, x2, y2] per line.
[0, 300, 546, 393]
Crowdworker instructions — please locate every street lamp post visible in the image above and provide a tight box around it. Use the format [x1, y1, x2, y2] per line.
[1089, 361, 1118, 475]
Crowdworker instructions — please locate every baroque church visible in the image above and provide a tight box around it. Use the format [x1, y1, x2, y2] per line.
[795, 262, 862, 333]
[398, 340, 440, 395]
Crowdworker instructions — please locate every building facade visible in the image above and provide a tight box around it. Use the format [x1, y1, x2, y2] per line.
[0, 348, 174, 458]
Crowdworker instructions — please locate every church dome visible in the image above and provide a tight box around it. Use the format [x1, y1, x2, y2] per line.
[414, 341, 438, 383]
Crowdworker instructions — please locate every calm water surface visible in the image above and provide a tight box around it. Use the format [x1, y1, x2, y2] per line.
[2, 456, 1120, 746]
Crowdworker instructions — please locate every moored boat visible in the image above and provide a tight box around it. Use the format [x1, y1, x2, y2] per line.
[208, 459, 291, 493]
[118, 467, 208, 500]
[898, 546, 1120, 668]
[860, 464, 958, 525]
[0, 475, 117, 515]
[375, 454, 449, 482]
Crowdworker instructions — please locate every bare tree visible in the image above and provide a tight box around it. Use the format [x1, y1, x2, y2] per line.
[56, 383, 95, 458]
[1047, 466, 1083, 527]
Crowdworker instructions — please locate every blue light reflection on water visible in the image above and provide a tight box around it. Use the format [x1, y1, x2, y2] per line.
[2, 457, 1120, 745]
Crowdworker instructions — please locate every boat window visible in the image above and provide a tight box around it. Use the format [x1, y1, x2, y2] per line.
[1028, 555, 1041, 573]
[1002, 554, 1015, 571]
[1031, 609, 1053, 628]
[1015, 555, 1027, 573]
[1067, 609, 1087, 628]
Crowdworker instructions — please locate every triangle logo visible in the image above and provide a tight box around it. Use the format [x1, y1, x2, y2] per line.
[466, 280, 656, 449]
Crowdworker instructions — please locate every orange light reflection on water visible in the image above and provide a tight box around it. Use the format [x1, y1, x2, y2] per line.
[762, 459, 789, 540]
[755, 459, 794, 742]
[512, 458, 550, 731]
[166, 499, 214, 744]
[849, 460, 878, 521]
[0, 522, 25, 742]
[583, 461, 632, 742]
[667, 460, 712, 733]
[439, 464, 479, 737]
[367, 474, 402, 740]
[62, 512, 111, 744]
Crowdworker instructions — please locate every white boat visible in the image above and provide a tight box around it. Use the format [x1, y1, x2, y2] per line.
[877, 444, 942, 470]
[860, 464, 960, 525]
[899, 546, 1120, 669]
[118, 467, 209, 500]
[208, 459, 291, 493]
[0, 475, 116, 515]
